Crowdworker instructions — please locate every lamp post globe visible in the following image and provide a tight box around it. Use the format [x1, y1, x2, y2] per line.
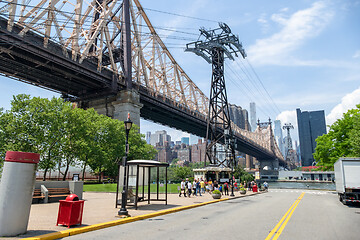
[118, 113, 133, 216]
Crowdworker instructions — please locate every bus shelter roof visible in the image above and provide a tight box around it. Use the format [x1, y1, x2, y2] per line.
[127, 160, 169, 167]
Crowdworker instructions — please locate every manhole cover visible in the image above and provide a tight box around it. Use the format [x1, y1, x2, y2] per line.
[202, 217, 208, 220]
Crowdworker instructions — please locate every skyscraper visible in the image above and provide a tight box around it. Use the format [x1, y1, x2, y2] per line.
[146, 131, 151, 144]
[150, 130, 171, 146]
[229, 104, 250, 130]
[181, 137, 189, 145]
[296, 108, 327, 166]
[250, 102, 256, 132]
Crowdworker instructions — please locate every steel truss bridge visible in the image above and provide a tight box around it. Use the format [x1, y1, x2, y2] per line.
[0, 0, 285, 165]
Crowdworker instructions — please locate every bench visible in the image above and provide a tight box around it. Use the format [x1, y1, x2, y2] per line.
[33, 189, 43, 199]
[32, 189, 45, 203]
[48, 188, 71, 199]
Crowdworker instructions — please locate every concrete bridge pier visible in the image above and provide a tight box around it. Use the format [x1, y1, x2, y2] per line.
[87, 89, 143, 127]
[258, 158, 279, 181]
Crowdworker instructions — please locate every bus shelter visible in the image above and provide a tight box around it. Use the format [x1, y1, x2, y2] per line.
[116, 160, 169, 210]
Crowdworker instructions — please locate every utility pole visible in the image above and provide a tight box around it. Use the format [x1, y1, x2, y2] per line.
[186, 23, 246, 168]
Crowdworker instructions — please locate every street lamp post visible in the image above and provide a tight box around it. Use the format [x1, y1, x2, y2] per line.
[118, 113, 133, 216]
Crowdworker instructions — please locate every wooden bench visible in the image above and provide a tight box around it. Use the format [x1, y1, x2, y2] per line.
[33, 189, 44, 199]
[48, 188, 71, 199]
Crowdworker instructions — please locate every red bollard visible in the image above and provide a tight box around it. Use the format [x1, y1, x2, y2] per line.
[56, 194, 84, 228]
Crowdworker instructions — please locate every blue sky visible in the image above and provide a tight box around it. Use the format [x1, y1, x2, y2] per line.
[0, 0, 359, 144]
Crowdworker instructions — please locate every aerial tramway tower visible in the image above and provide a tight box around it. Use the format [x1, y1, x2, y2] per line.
[186, 23, 246, 167]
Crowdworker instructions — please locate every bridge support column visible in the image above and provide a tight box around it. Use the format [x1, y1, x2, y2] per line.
[112, 89, 142, 126]
[258, 158, 279, 181]
[87, 89, 143, 127]
[245, 155, 251, 170]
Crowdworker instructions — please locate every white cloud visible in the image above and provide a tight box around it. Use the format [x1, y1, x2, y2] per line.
[326, 86, 360, 125]
[257, 13, 269, 33]
[270, 13, 288, 25]
[248, 1, 334, 65]
[353, 50, 360, 59]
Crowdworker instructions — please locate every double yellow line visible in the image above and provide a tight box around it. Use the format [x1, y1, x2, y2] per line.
[265, 192, 305, 240]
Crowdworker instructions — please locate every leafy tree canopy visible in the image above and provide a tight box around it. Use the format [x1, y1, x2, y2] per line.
[313, 105, 360, 170]
[0, 95, 157, 180]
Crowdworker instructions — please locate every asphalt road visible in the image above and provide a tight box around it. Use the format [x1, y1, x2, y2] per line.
[65, 190, 360, 240]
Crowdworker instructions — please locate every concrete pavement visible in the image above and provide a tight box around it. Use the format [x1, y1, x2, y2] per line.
[1, 190, 262, 239]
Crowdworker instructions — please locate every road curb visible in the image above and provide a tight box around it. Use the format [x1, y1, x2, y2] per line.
[22, 192, 263, 240]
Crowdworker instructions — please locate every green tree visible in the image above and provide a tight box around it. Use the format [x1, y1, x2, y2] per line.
[168, 165, 192, 182]
[0, 94, 157, 181]
[233, 166, 254, 183]
[314, 105, 360, 170]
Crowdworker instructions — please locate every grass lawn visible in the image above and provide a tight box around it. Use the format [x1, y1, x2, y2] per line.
[83, 183, 181, 194]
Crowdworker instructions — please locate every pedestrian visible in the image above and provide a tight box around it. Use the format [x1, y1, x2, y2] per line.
[200, 179, 205, 194]
[219, 184, 223, 195]
[234, 181, 238, 191]
[264, 181, 268, 190]
[192, 179, 197, 196]
[213, 180, 219, 190]
[224, 181, 229, 195]
[187, 180, 192, 197]
[247, 181, 251, 191]
[179, 179, 187, 197]
[196, 179, 201, 196]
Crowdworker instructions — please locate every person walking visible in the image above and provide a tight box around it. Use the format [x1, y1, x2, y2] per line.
[179, 179, 187, 197]
[213, 180, 219, 190]
[224, 181, 229, 195]
[200, 179, 205, 194]
[187, 181, 192, 197]
[196, 179, 201, 196]
[192, 179, 197, 196]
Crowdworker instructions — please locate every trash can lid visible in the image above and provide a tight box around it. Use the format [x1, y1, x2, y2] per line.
[5, 151, 40, 164]
[66, 194, 79, 201]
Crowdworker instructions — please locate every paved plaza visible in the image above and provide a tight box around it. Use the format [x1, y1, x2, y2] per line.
[3, 191, 261, 239]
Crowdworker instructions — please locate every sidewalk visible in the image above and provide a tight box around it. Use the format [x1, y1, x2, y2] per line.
[3, 190, 262, 239]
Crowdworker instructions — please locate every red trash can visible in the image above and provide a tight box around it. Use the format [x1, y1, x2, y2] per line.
[56, 194, 84, 228]
[252, 185, 258, 192]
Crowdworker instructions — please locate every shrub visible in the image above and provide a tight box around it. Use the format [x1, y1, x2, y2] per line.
[212, 190, 221, 194]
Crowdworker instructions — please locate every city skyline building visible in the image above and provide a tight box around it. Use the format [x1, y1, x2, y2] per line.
[296, 108, 327, 167]
[274, 120, 284, 158]
[250, 102, 257, 132]
[190, 134, 200, 145]
[229, 104, 250, 130]
[181, 137, 190, 145]
[149, 130, 171, 146]
[146, 131, 151, 145]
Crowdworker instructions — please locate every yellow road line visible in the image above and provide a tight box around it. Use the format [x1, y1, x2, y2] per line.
[265, 192, 305, 240]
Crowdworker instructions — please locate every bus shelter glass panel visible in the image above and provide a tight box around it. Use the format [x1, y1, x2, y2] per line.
[127, 165, 137, 204]
[149, 166, 167, 201]
[117, 165, 125, 206]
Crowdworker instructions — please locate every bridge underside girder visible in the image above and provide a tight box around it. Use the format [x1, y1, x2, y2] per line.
[0, 17, 281, 163]
[0, 17, 117, 100]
